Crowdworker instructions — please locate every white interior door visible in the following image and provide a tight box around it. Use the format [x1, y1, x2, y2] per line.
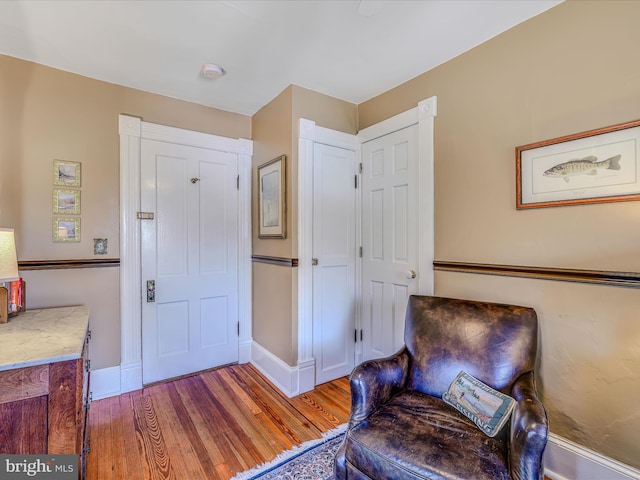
[312, 143, 357, 385]
[141, 139, 239, 385]
[361, 125, 419, 361]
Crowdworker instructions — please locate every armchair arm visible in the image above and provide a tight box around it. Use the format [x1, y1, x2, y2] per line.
[509, 371, 549, 480]
[335, 349, 409, 479]
[348, 348, 409, 426]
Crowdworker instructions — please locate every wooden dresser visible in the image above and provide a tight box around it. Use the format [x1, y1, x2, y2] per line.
[0, 306, 90, 476]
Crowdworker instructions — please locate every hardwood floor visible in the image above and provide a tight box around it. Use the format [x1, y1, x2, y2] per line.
[85, 363, 350, 479]
[86, 363, 553, 480]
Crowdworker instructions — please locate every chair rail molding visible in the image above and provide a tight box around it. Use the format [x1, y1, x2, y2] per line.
[434, 261, 640, 288]
[119, 114, 253, 394]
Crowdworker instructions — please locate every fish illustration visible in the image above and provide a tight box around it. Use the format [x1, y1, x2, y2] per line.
[543, 155, 621, 183]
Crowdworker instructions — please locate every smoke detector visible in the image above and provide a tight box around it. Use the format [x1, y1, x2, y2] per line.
[201, 63, 226, 80]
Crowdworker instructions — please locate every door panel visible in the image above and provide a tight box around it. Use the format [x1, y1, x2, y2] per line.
[156, 155, 189, 277]
[361, 125, 419, 361]
[141, 139, 238, 385]
[199, 161, 229, 273]
[312, 143, 356, 385]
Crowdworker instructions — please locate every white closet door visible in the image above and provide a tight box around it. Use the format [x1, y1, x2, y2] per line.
[361, 124, 419, 361]
[312, 143, 357, 385]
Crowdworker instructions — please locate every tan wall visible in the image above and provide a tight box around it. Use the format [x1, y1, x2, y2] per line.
[252, 86, 294, 259]
[291, 84, 358, 135]
[252, 263, 297, 366]
[359, 0, 640, 469]
[251, 86, 295, 362]
[0, 54, 250, 370]
[251, 86, 357, 365]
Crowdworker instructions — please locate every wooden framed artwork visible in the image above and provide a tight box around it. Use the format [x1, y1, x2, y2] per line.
[53, 188, 80, 214]
[53, 217, 81, 243]
[53, 160, 81, 187]
[516, 119, 640, 209]
[258, 155, 286, 238]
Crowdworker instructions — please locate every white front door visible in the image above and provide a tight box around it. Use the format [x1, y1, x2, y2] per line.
[312, 143, 357, 384]
[361, 125, 419, 361]
[140, 139, 239, 385]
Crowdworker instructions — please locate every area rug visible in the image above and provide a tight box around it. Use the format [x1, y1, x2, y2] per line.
[230, 424, 347, 480]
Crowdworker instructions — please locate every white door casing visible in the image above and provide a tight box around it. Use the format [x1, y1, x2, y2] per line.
[140, 139, 239, 384]
[358, 97, 437, 362]
[297, 119, 360, 394]
[312, 143, 357, 385]
[119, 115, 252, 394]
[295, 98, 435, 391]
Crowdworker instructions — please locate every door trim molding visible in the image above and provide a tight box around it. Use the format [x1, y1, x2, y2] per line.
[297, 119, 360, 393]
[118, 114, 253, 393]
[358, 97, 437, 297]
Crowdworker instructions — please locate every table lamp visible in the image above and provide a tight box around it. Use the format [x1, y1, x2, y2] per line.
[0, 228, 19, 324]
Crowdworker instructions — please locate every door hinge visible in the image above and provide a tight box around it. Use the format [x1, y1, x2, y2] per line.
[359, 246, 363, 258]
[355, 175, 358, 189]
[237, 174, 240, 190]
[137, 212, 154, 220]
[85, 359, 91, 373]
[359, 163, 363, 174]
[360, 330, 363, 341]
[237, 321, 240, 336]
[354, 329, 358, 343]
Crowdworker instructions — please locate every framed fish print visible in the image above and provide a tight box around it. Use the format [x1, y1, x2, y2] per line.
[258, 155, 286, 238]
[516, 119, 640, 209]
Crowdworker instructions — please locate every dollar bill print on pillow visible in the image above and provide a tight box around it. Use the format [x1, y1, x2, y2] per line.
[443, 371, 516, 437]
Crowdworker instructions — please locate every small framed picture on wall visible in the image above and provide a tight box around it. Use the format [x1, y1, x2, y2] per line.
[258, 155, 286, 239]
[53, 160, 81, 187]
[53, 189, 80, 215]
[53, 217, 81, 243]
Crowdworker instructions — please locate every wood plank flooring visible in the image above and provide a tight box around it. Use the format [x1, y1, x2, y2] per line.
[86, 363, 552, 480]
[85, 363, 350, 479]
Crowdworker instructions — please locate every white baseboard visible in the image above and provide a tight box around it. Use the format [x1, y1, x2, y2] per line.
[544, 433, 640, 480]
[90, 366, 122, 400]
[249, 341, 315, 398]
[120, 361, 143, 394]
[90, 362, 142, 400]
[297, 358, 316, 394]
[239, 338, 252, 364]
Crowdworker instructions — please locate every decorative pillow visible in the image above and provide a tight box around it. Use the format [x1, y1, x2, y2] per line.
[442, 371, 516, 437]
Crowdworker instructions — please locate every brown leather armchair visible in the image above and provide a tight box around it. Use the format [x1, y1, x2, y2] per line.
[335, 295, 548, 480]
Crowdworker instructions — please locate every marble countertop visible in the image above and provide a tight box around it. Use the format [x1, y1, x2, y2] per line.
[0, 305, 89, 371]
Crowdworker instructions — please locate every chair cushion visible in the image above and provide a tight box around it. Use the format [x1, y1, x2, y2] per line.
[345, 390, 510, 480]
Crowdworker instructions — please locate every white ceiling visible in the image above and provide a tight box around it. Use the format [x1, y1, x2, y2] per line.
[0, 0, 562, 116]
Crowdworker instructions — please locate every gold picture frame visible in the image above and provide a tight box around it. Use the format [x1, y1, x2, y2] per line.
[53, 188, 80, 215]
[53, 217, 81, 243]
[53, 160, 81, 187]
[258, 155, 286, 239]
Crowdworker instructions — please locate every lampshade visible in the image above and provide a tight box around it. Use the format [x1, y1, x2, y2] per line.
[0, 228, 19, 283]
